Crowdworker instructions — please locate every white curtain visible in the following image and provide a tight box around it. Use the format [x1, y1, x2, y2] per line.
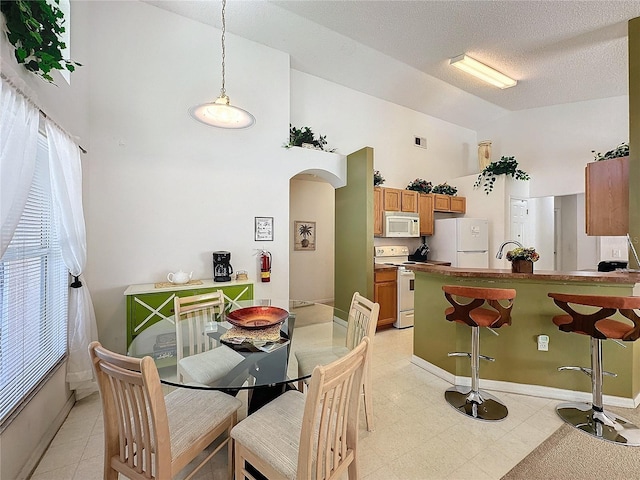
[45, 120, 98, 399]
[0, 77, 39, 257]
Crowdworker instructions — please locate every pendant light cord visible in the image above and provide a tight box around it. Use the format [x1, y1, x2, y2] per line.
[220, 0, 226, 97]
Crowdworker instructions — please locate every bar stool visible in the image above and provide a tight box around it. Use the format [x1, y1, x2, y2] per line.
[548, 292, 640, 445]
[442, 285, 516, 421]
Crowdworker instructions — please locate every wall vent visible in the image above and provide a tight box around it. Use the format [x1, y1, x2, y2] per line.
[414, 136, 427, 149]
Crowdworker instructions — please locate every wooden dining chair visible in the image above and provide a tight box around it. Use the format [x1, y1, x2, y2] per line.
[89, 341, 242, 480]
[294, 292, 379, 431]
[174, 291, 245, 385]
[231, 336, 371, 480]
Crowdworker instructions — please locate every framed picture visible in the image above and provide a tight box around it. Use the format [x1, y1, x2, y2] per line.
[255, 217, 274, 241]
[294, 220, 316, 251]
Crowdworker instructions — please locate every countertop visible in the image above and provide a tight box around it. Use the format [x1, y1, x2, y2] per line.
[374, 260, 452, 272]
[405, 263, 640, 284]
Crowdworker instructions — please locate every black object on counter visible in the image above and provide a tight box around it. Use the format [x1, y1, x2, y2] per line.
[409, 243, 430, 262]
[597, 261, 628, 272]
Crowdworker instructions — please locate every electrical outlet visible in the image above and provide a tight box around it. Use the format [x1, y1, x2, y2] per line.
[537, 335, 549, 351]
[612, 249, 621, 258]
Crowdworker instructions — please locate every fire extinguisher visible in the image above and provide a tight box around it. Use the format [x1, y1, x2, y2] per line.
[260, 250, 272, 283]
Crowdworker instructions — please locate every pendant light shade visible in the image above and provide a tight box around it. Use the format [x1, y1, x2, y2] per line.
[189, 0, 255, 129]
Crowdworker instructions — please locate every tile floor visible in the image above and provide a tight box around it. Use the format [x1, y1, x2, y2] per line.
[29, 326, 563, 480]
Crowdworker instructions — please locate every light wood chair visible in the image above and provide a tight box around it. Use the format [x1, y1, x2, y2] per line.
[89, 341, 242, 480]
[295, 292, 379, 431]
[174, 291, 245, 385]
[231, 336, 371, 480]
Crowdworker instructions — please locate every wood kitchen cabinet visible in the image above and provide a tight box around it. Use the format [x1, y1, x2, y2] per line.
[374, 268, 397, 329]
[373, 187, 383, 236]
[382, 187, 418, 212]
[433, 194, 466, 214]
[418, 194, 434, 236]
[400, 190, 419, 212]
[585, 156, 629, 236]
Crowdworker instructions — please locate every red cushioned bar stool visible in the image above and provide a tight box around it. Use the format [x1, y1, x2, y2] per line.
[442, 285, 516, 421]
[548, 292, 640, 445]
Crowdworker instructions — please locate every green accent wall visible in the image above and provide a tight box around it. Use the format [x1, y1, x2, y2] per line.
[414, 272, 640, 399]
[334, 147, 374, 312]
[630, 18, 640, 268]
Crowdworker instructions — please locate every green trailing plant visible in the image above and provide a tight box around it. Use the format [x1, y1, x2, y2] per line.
[406, 178, 432, 194]
[474, 156, 530, 194]
[592, 142, 629, 161]
[431, 182, 457, 196]
[284, 124, 335, 152]
[373, 170, 385, 186]
[1, 0, 81, 83]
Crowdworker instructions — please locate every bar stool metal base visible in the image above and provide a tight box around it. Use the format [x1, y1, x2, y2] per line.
[445, 385, 508, 421]
[556, 402, 640, 446]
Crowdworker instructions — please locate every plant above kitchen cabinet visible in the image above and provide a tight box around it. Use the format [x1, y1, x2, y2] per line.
[284, 124, 336, 152]
[374, 170, 385, 186]
[592, 142, 629, 162]
[474, 156, 530, 194]
[431, 183, 458, 196]
[406, 178, 432, 194]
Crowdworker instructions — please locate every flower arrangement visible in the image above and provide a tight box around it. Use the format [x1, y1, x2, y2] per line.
[506, 247, 540, 263]
[406, 178, 432, 194]
[592, 142, 629, 162]
[431, 182, 458, 196]
[474, 156, 530, 194]
[374, 170, 385, 186]
[284, 124, 335, 152]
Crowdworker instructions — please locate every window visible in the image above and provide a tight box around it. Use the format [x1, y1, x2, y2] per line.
[0, 133, 68, 425]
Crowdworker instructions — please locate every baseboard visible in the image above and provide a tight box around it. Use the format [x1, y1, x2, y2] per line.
[411, 355, 639, 409]
[18, 393, 76, 480]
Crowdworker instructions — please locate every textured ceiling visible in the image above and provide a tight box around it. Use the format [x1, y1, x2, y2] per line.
[144, 0, 640, 129]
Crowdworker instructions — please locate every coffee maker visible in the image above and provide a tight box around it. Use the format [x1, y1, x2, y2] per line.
[212, 251, 233, 282]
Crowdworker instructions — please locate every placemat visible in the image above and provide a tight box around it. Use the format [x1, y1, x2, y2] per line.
[220, 323, 282, 343]
[154, 279, 204, 288]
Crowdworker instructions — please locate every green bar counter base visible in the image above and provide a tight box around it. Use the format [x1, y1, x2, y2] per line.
[124, 279, 254, 348]
[408, 264, 640, 405]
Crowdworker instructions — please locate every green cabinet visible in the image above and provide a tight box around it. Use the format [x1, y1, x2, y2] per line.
[124, 279, 254, 347]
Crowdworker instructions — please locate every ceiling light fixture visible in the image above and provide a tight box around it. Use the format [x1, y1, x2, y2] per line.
[189, 0, 255, 128]
[449, 54, 517, 89]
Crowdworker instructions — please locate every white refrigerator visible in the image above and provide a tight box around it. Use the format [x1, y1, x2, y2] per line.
[430, 218, 489, 268]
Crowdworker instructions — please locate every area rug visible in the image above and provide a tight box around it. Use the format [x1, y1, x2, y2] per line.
[502, 404, 640, 479]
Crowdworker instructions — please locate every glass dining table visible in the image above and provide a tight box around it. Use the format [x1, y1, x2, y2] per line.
[127, 299, 349, 412]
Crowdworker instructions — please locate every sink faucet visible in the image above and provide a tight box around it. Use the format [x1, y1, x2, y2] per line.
[496, 240, 524, 259]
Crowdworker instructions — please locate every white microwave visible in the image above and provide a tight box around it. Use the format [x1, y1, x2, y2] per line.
[383, 212, 420, 237]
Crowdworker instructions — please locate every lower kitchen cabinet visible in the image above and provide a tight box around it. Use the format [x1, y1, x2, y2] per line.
[374, 269, 397, 329]
[124, 279, 254, 348]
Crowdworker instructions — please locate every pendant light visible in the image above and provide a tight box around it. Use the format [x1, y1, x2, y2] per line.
[189, 0, 255, 128]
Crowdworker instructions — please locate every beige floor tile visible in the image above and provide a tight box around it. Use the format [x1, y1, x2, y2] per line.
[32, 439, 86, 474]
[30, 464, 77, 480]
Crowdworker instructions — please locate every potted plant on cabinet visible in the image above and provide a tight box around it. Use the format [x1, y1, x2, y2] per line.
[406, 178, 432, 194]
[591, 142, 629, 162]
[474, 156, 530, 194]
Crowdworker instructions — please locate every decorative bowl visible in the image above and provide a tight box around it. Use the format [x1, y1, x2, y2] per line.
[225, 306, 288, 329]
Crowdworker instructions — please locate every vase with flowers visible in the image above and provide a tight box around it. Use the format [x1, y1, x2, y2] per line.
[506, 247, 539, 273]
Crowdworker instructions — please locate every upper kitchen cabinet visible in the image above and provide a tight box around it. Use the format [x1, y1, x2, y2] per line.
[418, 194, 434, 236]
[433, 194, 466, 213]
[585, 156, 629, 236]
[374, 187, 383, 236]
[382, 187, 418, 212]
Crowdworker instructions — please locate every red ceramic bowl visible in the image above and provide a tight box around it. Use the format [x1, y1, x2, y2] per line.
[226, 306, 289, 329]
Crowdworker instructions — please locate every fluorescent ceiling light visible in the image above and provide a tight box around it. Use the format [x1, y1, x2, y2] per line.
[449, 54, 517, 89]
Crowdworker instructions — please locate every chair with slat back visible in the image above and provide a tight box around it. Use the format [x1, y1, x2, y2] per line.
[231, 336, 371, 480]
[174, 291, 246, 385]
[295, 292, 379, 431]
[89, 341, 242, 480]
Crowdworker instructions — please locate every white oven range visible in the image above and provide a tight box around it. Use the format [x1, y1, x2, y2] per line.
[373, 245, 421, 329]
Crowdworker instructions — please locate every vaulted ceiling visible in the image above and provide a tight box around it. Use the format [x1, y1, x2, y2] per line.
[145, 0, 640, 130]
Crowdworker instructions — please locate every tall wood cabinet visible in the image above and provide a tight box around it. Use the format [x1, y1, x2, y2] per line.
[585, 156, 629, 236]
[418, 194, 434, 236]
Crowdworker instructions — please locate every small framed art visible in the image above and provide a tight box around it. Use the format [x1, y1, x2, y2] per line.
[294, 220, 316, 251]
[255, 217, 274, 241]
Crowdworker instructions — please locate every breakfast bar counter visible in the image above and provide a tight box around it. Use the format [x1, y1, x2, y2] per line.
[405, 264, 640, 403]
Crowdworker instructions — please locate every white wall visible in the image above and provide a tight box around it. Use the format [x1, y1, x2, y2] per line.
[289, 178, 335, 303]
[477, 96, 629, 198]
[290, 70, 479, 191]
[82, 2, 345, 354]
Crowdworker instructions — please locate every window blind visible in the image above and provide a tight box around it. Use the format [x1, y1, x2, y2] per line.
[0, 134, 68, 424]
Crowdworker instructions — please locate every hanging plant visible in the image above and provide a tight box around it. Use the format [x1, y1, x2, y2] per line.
[284, 124, 335, 152]
[406, 178, 432, 194]
[373, 170, 385, 187]
[474, 156, 530, 194]
[1, 0, 82, 83]
[431, 182, 457, 196]
[592, 142, 629, 161]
